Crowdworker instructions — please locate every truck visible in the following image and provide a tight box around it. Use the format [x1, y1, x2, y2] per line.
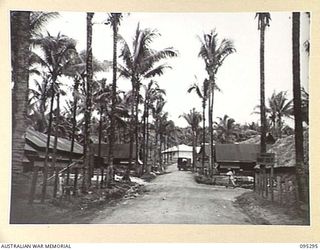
[177, 157, 192, 171]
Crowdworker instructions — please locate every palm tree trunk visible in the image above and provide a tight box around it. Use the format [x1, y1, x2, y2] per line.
[192, 129, 196, 171]
[201, 98, 206, 174]
[11, 11, 31, 207]
[53, 93, 60, 198]
[292, 12, 308, 205]
[260, 22, 267, 154]
[82, 12, 94, 193]
[98, 108, 104, 187]
[146, 110, 151, 173]
[40, 80, 56, 203]
[68, 78, 79, 187]
[208, 92, 213, 176]
[142, 98, 148, 174]
[108, 16, 119, 187]
[126, 80, 135, 181]
[135, 83, 140, 172]
[70, 78, 79, 194]
[209, 82, 215, 175]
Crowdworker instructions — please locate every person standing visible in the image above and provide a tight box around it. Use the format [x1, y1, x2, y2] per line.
[226, 169, 236, 188]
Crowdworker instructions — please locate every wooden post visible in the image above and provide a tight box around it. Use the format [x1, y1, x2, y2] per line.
[270, 164, 274, 202]
[73, 168, 78, 196]
[277, 176, 281, 204]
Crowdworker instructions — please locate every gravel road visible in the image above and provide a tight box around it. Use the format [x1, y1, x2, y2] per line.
[90, 163, 252, 224]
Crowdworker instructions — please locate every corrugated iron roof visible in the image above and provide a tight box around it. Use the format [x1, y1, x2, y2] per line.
[26, 128, 83, 154]
[216, 144, 260, 163]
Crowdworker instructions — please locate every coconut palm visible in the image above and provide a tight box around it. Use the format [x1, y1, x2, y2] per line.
[104, 13, 123, 184]
[180, 108, 202, 171]
[292, 12, 308, 204]
[255, 12, 271, 154]
[214, 115, 238, 144]
[82, 12, 94, 192]
[268, 91, 293, 138]
[198, 30, 236, 173]
[188, 78, 210, 171]
[28, 32, 77, 203]
[142, 80, 166, 173]
[118, 23, 177, 175]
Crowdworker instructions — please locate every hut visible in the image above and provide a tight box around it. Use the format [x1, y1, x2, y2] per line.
[254, 130, 309, 205]
[91, 143, 142, 169]
[215, 144, 260, 176]
[23, 128, 83, 172]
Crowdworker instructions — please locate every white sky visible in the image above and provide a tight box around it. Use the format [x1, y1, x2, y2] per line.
[41, 12, 310, 128]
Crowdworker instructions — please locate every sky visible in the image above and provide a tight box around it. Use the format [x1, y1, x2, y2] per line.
[41, 11, 310, 128]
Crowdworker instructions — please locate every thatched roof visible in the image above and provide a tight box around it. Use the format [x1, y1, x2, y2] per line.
[267, 130, 309, 167]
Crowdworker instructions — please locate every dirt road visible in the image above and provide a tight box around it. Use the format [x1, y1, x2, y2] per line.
[90, 163, 252, 224]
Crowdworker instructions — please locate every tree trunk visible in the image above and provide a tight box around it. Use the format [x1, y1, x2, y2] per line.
[40, 80, 56, 203]
[53, 93, 60, 198]
[82, 12, 94, 193]
[11, 11, 31, 208]
[108, 16, 118, 187]
[260, 22, 267, 154]
[201, 98, 206, 173]
[125, 80, 135, 181]
[98, 108, 104, 187]
[292, 12, 308, 205]
[135, 83, 140, 172]
[68, 78, 79, 186]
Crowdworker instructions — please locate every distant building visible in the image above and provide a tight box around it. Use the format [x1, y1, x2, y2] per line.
[161, 144, 200, 163]
[91, 143, 142, 168]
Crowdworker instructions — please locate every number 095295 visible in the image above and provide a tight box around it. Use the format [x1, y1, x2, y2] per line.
[300, 244, 318, 248]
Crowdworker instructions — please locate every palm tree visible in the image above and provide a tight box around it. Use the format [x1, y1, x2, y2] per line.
[82, 12, 94, 192]
[151, 98, 167, 170]
[27, 32, 77, 203]
[292, 12, 308, 205]
[105, 13, 123, 185]
[142, 80, 166, 173]
[214, 115, 238, 144]
[198, 30, 236, 174]
[188, 78, 210, 171]
[27, 73, 50, 132]
[180, 108, 202, 171]
[268, 91, 292, 138]
[11, 11, 31, 209]
[118, 24, 177, 176]
[255, 12, 271, 154]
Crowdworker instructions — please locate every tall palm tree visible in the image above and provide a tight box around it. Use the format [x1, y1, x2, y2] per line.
[28, 32, 77, 203]
[11, 11, 31, 209]
[255, 12, 271, 154]
[292, 12, 308, 204]
[119, 24, 177, 175]
[198, 30, 236, 174]
[180, 108, 202, 171]
[105, 13, 123, 185]
[82, 12, 94, 192]
[142, 80, 166, 173]
[188, 78, 210, 171]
